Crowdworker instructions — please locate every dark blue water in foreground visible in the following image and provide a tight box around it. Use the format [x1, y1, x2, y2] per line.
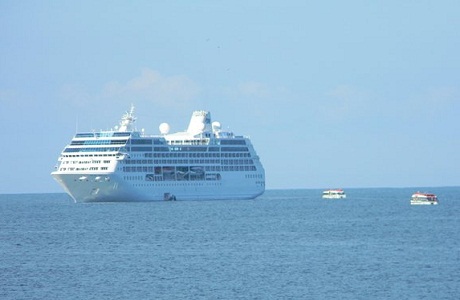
[1, 188, 459, 299]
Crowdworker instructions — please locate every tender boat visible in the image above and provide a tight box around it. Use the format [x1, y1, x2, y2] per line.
[322, 189, 346, 199]
[411, 192, 438, 205]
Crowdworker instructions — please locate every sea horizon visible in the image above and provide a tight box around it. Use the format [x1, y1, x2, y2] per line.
[1, 185, 459, 196]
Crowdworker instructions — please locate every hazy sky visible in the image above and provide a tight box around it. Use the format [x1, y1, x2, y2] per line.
[1, 1, 459, 193]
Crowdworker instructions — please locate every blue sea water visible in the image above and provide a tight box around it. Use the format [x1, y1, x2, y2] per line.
[0, 188, 459, 300]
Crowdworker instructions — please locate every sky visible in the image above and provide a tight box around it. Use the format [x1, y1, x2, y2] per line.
[1, 0, 459, 194]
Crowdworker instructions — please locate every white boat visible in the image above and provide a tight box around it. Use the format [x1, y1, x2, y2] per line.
[410, 192, 438, 205]
[51, 105, 265, 202]
[322, 189, 346, 199]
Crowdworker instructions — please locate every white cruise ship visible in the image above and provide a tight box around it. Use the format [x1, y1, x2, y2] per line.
[51, 106, 265, 202]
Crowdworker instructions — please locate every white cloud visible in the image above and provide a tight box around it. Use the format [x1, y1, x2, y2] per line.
[422, 86, 458, 110]
[217, 80, 293, 127]
[0, 89, 17, 107]
[394, 86, 459, 120]
[236, 81, 270, 98]
[58, 83, 94, 108]
[321, 84, 374, 120]
[103, 68, 201, 109]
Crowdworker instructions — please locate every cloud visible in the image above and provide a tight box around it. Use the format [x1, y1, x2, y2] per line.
[55, 69, 203, 131]
[222, 80, 286, 102]
[58, 83, 94, 108]
[321, 84, 374, 120]
[236, 81, 270, 98]
[398, 86, 459, 123]
[0, 89, 17, 106]
[103, 68, 201, 108]
[219, 80, 294, 123]
[424, 86, 458, 109]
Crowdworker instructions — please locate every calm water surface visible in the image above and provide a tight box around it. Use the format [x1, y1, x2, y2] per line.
[1, 188, 459, 299]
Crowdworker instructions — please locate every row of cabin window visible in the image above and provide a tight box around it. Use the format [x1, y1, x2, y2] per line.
[59, 167, 109, 171]
[62, 154, 117, 158]
[122, 165, 257, 173]
[145, 152, 251, 158]
[64, 147, 120, 152]
[129, 139, 245, 145]
[123, 159, 254, 165]
[75, 132, 131, 138]
[131, 146, 249, 152]
[71, 140, 127, 145]
[61, 160, 111, 165]
[64, 146, 249, 153]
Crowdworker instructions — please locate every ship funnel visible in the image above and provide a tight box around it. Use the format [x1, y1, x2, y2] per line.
[187, 111, 212, 135]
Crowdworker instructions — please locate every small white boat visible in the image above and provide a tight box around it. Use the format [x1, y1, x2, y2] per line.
[411, 192, 438, 205]
[322, 189, 346, 199]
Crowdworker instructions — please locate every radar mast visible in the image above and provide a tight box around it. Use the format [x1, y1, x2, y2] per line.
[118, 104, 136, 132]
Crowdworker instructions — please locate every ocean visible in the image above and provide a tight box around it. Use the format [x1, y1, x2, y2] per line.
[1, 187, 459, 299]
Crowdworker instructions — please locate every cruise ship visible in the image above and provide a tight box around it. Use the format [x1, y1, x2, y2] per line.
[51, 106, 265, 202]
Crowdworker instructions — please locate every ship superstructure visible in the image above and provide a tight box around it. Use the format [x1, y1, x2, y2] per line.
[51, 106, 265, 202]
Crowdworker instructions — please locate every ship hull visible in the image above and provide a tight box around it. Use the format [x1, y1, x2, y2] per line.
[52, 172, 264, 203]
[410, 200, 438, 205]
[322, 195, 346, 199]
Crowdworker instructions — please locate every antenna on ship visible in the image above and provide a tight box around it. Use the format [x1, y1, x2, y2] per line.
[118, 104, 136, 132]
